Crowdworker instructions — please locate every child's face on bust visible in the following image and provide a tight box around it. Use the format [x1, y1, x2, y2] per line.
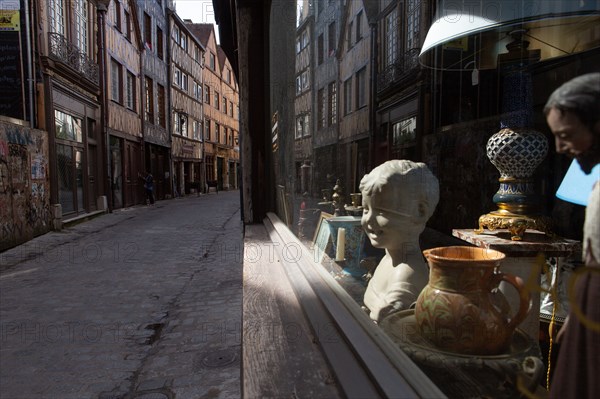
[361, 187, 417, 249]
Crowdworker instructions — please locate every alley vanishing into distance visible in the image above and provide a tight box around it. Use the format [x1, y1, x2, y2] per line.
[0, 192, 243, 399]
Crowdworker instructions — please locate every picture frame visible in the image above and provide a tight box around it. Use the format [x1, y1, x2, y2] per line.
[312, 211, 333, 263]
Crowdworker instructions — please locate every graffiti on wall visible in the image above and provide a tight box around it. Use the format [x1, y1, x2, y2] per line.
[0, 122, 50, 251]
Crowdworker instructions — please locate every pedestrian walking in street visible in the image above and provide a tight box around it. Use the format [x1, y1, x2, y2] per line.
[139, 171, 155, 205]
[544, 72, 600, 399]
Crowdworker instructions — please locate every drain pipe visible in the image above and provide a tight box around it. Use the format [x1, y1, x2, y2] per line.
[24, 0, 35, 126]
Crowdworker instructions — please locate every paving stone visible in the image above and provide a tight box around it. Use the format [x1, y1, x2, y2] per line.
[0, 193, 243, 398]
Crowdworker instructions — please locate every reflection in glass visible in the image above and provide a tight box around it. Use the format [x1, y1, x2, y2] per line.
[76, 150, 84, 212]
[56, 144, 74, 214]
[55, 110, 83, 142]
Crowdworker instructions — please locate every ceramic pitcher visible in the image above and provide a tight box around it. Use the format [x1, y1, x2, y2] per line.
[415, 246, 531, 355]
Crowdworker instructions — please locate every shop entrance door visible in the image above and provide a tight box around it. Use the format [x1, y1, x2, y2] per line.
[56, 144, 85, 215]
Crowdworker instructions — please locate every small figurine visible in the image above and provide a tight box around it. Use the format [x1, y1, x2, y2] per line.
[360, 160, 439, 322]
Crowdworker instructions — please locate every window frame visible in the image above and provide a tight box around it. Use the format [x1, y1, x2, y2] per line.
[145, 76, 154, 123]
[126, 71, 136, 111]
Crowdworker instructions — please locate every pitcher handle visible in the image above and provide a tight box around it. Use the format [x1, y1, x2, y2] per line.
[501, 273, 532, 331]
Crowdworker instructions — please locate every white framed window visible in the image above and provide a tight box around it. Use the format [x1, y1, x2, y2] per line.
[303, 114, 310, 137]
[204, 118, 211, 141]
[317, 88, 325, 128]
[343, 77, 352, 115]
[111, 59, 122, 103]
[356, 67, 367, 109]
[384, 7, 398, 67]
[406, 0, 422, 51]
[74, 0, 88, 54]
[126, 71, 135, 110]
[174, 67, 182, 87]
[182, 73, 188, 91]
[180, 34, 188, 51]
[49, 0, 66, 35]
[295, 115, 304, 139]
[328, 82, 337, 125]
[145, 76, 154, 123]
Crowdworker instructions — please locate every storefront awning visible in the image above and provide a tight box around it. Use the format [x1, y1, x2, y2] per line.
[419, 0, 600, 71]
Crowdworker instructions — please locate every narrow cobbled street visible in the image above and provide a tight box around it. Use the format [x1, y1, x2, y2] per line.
[0, 192, 242, 399]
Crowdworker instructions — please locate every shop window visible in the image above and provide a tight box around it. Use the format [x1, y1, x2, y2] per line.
[55, 110, 83, 142]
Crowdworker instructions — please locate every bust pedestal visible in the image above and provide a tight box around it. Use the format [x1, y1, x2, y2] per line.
[452, 229, 581, 340]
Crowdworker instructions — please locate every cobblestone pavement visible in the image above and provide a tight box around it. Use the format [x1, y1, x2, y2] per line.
[0, 192, 243, 399]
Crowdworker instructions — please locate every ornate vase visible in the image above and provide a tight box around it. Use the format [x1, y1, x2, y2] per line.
[486, 127, 548, 210]
[477, 127, 552, 240]
[414, 246, 531, 355]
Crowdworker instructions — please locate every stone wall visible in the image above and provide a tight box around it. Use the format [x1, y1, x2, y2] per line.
[0, 120, 51, 251]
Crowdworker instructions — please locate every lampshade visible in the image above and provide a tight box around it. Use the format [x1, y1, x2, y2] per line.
[556, 159, 600, 206]
[419, 0, 600, 71]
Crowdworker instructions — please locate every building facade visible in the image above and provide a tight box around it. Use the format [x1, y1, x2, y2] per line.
[168, 13, 205, 196]
[312, 0, 343, 196]
[105, 0, 145, 209]
[338, 0, 371, 194]
[294, 1, 314, 195]
[137, 0, 171, 200]
[188, 23, 239, 191]
[37, 0, 105, 216]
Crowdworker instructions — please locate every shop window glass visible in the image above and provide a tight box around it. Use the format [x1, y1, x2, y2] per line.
[55, 110, 83, 142]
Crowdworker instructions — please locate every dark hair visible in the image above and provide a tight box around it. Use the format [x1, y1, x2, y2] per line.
[543, 73, 600, 131]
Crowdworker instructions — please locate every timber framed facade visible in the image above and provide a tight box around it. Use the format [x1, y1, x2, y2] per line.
[188, 23, 239, 191]
[168, 12, 205, 196]
[137, 0, 171, 200]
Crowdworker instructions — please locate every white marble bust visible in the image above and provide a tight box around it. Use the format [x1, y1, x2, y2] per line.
[360, 160, 439, 322]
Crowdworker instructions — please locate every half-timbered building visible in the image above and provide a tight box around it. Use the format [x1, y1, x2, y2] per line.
[338, 0, 371, 194]
[168, 12, 205, 196]
[105, 0, 144, 209]
[137, 0, 171, 200]
[188, 23, 239, 191]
